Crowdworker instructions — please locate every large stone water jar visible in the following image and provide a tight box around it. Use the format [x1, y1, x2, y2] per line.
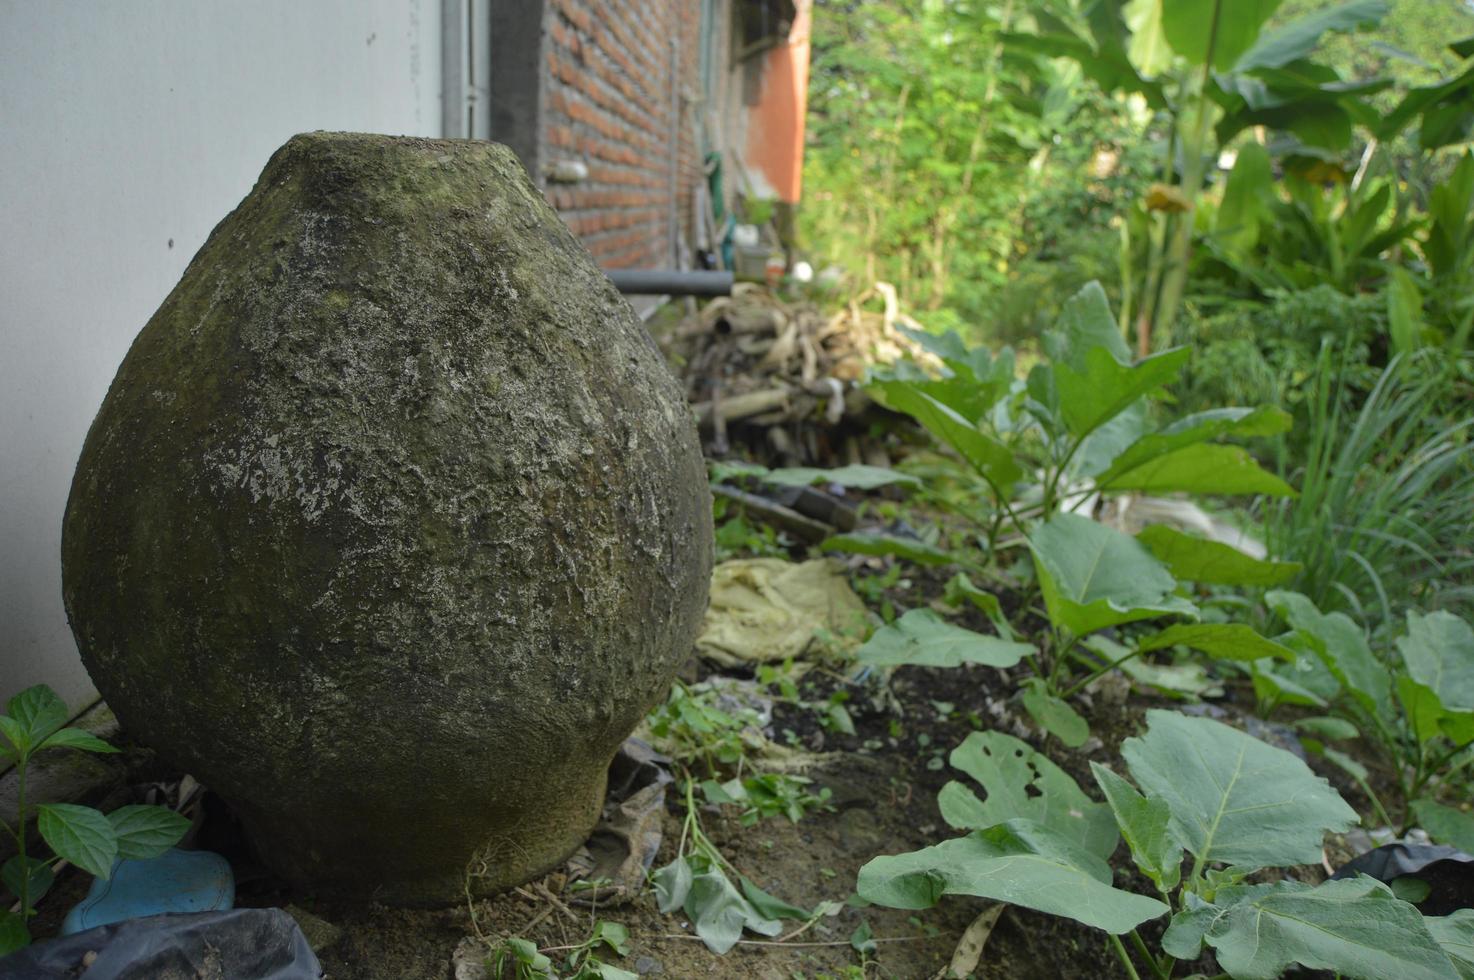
[61, 133, 713, 905]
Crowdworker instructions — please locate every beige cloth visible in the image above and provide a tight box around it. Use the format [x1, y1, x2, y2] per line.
[696, 558, 870, 667]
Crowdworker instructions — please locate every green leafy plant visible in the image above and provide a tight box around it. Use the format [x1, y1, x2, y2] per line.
[1261, 350, 1474, 630]
[1, 685, 190, 954]
[643, 682, 831, 827]
[1010, 0, 1397, 352]
[866, 282, 1294, 547]
[851, 282, 1298, 742]
[856, 710, 1473, 979]
[487, 921, 636, 980]
[1254, 591, 1474, 833]
[650, 781, 839, 955]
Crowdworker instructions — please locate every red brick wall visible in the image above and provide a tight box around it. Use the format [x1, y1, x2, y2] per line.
[542, 0, 704, 270]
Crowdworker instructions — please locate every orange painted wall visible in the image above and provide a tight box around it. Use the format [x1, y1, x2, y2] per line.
[744, 1, 810, 204]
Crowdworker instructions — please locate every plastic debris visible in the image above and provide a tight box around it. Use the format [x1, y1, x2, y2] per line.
[0, 908, 322, 980]
[697, 558, 869, 666]
[62, 847, 234, 936]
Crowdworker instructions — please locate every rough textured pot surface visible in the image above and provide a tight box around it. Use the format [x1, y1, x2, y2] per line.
[62, 132, 713, 906]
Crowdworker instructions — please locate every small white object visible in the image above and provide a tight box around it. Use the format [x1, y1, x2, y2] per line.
[792, 260, 813, 283]
[545, 159, 588, 183]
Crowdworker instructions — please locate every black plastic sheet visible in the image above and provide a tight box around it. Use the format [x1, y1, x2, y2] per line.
[0, 909, 322, 980]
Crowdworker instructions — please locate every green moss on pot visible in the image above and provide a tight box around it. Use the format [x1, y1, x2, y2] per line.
[61, 133, 712, 905]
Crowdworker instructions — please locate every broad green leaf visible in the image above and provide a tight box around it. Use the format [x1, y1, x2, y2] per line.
[1268, 590, 1393, 721]
[1136, 525, 1300, 586]
[1293, 715, 1360, 741]
[821, 531, 953, 566]
[37, 727, 120, 755]
[1138, 623, 1295, 662]
[0, 716, 26, 757]
[1099, 443, 1296, 496]
[37, 803, 117, 880]
[0, 909, 28, 956]
[652, 855, 692, 914]
[1388, 266, 1428, 354]
[1216, 142, 1275, 255]
[709, 459, 769, 483]
[1121, 710, 1357, 868]
[1234, 0, 1388, 72]
[1072, 400, 1150, 479]
[1046, 281, 1132, 370]
[590, 964, 638, 980]
[1030, 514, 1197, 636]
[1054, 345, 1191, 438]
[1427, 909, 1474, 980]
[1124, 0, 1173, 77]
[1251, 664, 1330, 708]
[1204, 877, 1456, 980]
[1400, 677, 1447, 746]
[943, 574, 1007, 631]
[856, 610, 1033, 669]
[857, 820, 1167, 933]
[763, 465, 921, 490]
[1091, 764, 1182, 891]
[897, 326, 1015, 409]
[6, 685, 69, 748]
[1, 855, 54, 906]
[686, 864, 782, 954]
[1161, 891, 1218, 958]
[1412, 799, 1474, 853]
[1118, 657, 1221, 699]
[938, 731, 1117, 858]
[107, 805, 191, 860]
[1163, 0, 1283, 70]
[1096, 406, 1291, 486]
[1398, 610, 1474, 713]
[869, 381, 1022, 490]
[739, 876, 809, 921]
[1021, 684, 1091, 748]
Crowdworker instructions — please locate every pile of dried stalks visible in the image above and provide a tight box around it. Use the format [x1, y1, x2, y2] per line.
[662, 282, 928, 468]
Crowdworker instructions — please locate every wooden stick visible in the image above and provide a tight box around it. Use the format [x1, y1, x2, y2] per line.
[693, 387, 790, 427]
[710, 485, 834, 542]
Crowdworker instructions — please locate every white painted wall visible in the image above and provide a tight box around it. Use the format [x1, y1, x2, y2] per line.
[0, 1, 445, 711]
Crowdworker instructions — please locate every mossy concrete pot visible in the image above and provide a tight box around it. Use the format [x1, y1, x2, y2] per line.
[61, 133, 712, 905]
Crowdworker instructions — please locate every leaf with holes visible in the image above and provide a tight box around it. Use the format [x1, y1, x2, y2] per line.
[1030, 514, 1196, 637]
[856, 610, 1033, 669]
[936, 731, 1117, 858]
[1121, 710, 1357, 869]
[856, 819, 1167, 934]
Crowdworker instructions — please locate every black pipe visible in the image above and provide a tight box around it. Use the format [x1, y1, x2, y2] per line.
[604, 269, 734, 296]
